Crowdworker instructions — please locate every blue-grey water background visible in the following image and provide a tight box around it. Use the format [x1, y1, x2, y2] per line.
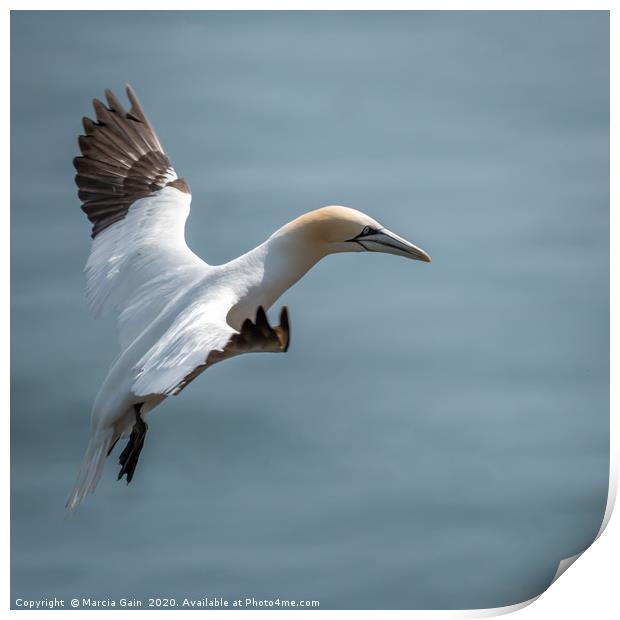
[11, 11, 609, 610]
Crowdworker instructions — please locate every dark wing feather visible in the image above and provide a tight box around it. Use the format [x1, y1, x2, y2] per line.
[74, 85, 190, 238]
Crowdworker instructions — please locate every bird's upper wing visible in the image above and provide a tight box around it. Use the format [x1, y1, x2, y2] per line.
[74, 86, 208, 349]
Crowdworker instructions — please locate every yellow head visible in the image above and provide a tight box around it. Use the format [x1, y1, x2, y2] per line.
[274, 205, 431, 262]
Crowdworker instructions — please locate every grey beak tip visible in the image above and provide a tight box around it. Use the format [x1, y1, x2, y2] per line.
[412, 249, 432, 263]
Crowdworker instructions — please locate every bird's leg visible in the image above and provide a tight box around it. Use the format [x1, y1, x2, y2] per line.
[117, 403, 148, 484]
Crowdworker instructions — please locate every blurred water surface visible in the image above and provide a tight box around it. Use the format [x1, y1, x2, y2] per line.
[11, 11, 609, 609]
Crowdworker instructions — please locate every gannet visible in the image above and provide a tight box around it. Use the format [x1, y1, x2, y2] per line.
[66, 86, 431, 510]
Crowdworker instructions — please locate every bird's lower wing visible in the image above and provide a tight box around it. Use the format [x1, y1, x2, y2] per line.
[171, 306, 290, 395]
[131, 305, 290, 398]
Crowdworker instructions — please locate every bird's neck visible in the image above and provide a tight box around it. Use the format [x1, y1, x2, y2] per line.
[225, 230, 328, 329]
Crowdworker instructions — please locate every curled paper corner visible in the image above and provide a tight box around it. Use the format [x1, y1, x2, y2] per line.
[472, 550, 592, 618]
[550, 464, 618, 587]
[445, 594, 542, 619]
[595, 476, 618, 541]
[473, 480, 617, 618]
[472, 596, 539, 617]
[551, 552, 582, 583]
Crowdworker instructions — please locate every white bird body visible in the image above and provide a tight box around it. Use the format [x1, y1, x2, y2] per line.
[66, 87, 431, 510]
[89, 191, 324, 432]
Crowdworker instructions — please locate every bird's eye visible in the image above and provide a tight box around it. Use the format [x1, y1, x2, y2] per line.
[362, 226, 371, 236]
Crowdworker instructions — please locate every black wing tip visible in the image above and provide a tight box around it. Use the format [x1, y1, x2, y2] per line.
[75, 85, 174, 239]
[125, 85, 148, 124]
[279, 306, 290, 352]
[94, 87, 137, 119]
[104, 89, 127, 115]
[92, 97, 106, 112]
[73, 85, 173, 239]
[81, 116, 94, 132]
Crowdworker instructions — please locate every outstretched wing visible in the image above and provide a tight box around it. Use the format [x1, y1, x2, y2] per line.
[74, 86, 208, 348]
[132, 305, 290, 397]
[170, 306, 291, 395]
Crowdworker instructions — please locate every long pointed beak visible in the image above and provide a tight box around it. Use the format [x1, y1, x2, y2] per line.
[356, 228, 432, 262]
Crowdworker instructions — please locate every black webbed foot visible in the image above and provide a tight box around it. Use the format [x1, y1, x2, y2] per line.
[117, 404, 148, 484]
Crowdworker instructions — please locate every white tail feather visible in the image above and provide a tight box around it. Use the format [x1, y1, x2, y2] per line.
[66, 428, 115, 510]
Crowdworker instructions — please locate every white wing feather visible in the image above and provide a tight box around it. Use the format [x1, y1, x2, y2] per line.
[131, 290, 236, 397]
[85, 186, 208, 349]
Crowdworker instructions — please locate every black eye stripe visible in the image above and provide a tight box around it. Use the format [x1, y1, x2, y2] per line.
[356, 226, 373, 238]
[347, 226, 379, 242]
